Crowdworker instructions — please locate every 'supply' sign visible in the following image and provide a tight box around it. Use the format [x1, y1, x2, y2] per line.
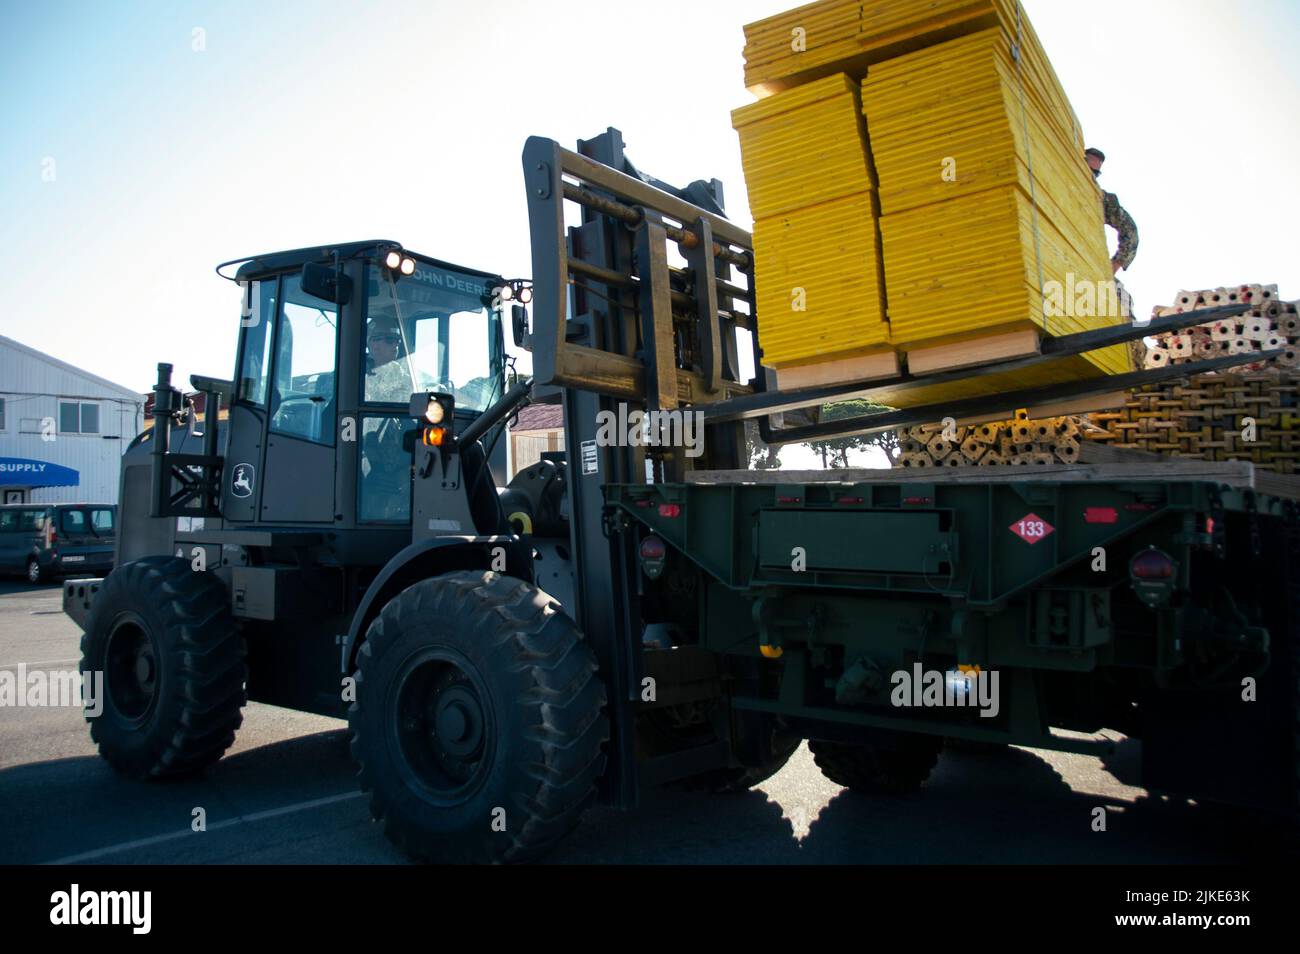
[0, 458, 81, 487]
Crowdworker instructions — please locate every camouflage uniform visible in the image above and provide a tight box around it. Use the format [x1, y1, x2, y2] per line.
[1102, 191, 1139, 271]
[364, 358, 415, 404]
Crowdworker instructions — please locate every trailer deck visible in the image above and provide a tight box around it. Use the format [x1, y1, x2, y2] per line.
[684, 460, 1300, 501]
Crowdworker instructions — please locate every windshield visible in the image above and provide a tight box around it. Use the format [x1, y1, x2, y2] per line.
[363, 258, 503, 412]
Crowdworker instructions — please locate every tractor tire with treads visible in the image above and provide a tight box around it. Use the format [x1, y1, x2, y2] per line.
[810, 734, 942, 796]
[348, 571, 608, 864]
[81, 556, 246, 779]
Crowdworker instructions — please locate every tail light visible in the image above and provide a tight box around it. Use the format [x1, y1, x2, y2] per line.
[657, 503, 681, 519]
[1130, 547, 1177, 608]
[639, 535, 667, 579]
[1131, 548, 1175, 580]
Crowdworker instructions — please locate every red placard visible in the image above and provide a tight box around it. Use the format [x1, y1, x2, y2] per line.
[1010, 513, 1055, 544]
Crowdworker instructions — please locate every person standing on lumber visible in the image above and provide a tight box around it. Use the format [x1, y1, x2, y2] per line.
[1087, 147, 1141, 363]
[1086, 148, 1139, 274]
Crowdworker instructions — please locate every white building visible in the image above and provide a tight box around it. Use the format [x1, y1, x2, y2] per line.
[0, 335, 144, 505]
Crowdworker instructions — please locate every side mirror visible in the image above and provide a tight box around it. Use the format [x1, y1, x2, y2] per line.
[511, 303, 530, 349]
[301, 262, 352, 305]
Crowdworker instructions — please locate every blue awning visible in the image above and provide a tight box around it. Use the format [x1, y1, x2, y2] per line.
[0, 458, 80, 488]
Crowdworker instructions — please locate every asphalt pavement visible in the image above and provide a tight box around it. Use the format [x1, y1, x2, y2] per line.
[0, 578, 1284, 865]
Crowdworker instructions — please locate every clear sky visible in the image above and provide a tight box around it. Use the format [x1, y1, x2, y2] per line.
[2, 0, 1298, 446]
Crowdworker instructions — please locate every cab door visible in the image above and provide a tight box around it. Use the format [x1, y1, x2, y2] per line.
[259, 272, 339, 524]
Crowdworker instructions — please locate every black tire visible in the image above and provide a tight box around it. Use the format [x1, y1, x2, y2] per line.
[944, 737, 1006, 756]
[80, 556, 246, 779]
[349, 571, 608, 864]
[810, 734, 942, 795]
[26, 557, 43, 585]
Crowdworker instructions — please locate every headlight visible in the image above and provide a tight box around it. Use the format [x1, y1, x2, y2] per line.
[384, 250, 402, 270]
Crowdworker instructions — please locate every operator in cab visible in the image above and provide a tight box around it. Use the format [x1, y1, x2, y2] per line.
[364, 315, 415, 403]
[362, 315, 416, 520]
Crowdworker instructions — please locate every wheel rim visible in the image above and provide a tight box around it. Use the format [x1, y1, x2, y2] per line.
[390, 649, 494, 804]
[104, 615, 159, 724]
[27, 560, 39, 583]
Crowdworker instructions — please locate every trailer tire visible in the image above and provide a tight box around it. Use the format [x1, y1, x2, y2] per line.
[81, 556, 246, 779]
[810, 734, 941, 795]
[349, 571, 608, 864]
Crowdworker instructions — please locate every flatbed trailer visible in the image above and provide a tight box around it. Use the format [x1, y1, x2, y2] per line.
[598, 462, 1299, 817]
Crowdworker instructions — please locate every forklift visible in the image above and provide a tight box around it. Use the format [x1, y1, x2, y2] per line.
[65, 129, 1300, 863]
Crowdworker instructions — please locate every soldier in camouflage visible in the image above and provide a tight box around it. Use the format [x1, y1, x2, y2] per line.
[1086, 148, 1138, 274]
[1087, 148, 1143, 365]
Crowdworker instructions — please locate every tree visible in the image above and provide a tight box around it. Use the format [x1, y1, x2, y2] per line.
[744, 419, 782, 470]
[804, 399, 897, 469]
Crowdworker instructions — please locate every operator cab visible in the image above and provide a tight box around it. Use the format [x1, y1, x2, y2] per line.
[220, 241, 507, 533]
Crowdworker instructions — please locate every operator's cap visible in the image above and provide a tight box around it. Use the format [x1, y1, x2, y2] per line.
[1084, 147, 1106, 162]
[367, 315, 400, 338]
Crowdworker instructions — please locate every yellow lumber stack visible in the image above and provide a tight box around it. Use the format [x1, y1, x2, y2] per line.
[733, 74, 890, 374]
[743, 0, 1007, 97]
[733, 0, 1132, 407]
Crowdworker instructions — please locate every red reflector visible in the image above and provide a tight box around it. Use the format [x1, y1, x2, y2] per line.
[635, 499, 654, 509]
[777, 496, 802, 505]
[1084, 507, 1119, 524]
[639, 536, 667, 560]
[903, 496, 932, 506]
[657, 504, 681, 518]
[1124, 503, 1157, 513]
[1205, 517, 1215, 535]
[1131, 549, 1175, 580]
[837, 497, 864, 505]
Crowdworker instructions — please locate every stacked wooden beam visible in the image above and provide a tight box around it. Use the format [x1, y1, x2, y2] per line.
[1137, 284, 1300, 372]
[733, 0, 1130, 405]
[743, 0, 1015, 98]
[897, 414, 1095, 468]
[733, 74, 891, 381]
[1084, 371, 1300, 475]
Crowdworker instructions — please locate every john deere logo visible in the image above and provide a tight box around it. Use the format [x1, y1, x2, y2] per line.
[231, 463, 255, 498]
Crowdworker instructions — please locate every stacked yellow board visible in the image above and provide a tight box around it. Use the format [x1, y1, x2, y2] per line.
[733, 74, 889, 371]
[743, 0, 1008, 96]
[733, 0, 1132, 408]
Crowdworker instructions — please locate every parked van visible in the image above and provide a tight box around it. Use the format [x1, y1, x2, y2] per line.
[0, 503, 117, 584]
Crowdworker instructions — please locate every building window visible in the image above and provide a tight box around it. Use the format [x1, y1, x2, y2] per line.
[0, 397, 5, 430]
[59, 402, 100, 435]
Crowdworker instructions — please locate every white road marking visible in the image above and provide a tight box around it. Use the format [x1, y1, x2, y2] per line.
[0, 659, 80, 670]
[44, 790, 367, 864]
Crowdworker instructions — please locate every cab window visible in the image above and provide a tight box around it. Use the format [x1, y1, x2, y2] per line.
[91, 509, 115, 533]
[362, 260, 500, 411]
[236, 280, 277, 406]
[269, 274, 338, 445]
